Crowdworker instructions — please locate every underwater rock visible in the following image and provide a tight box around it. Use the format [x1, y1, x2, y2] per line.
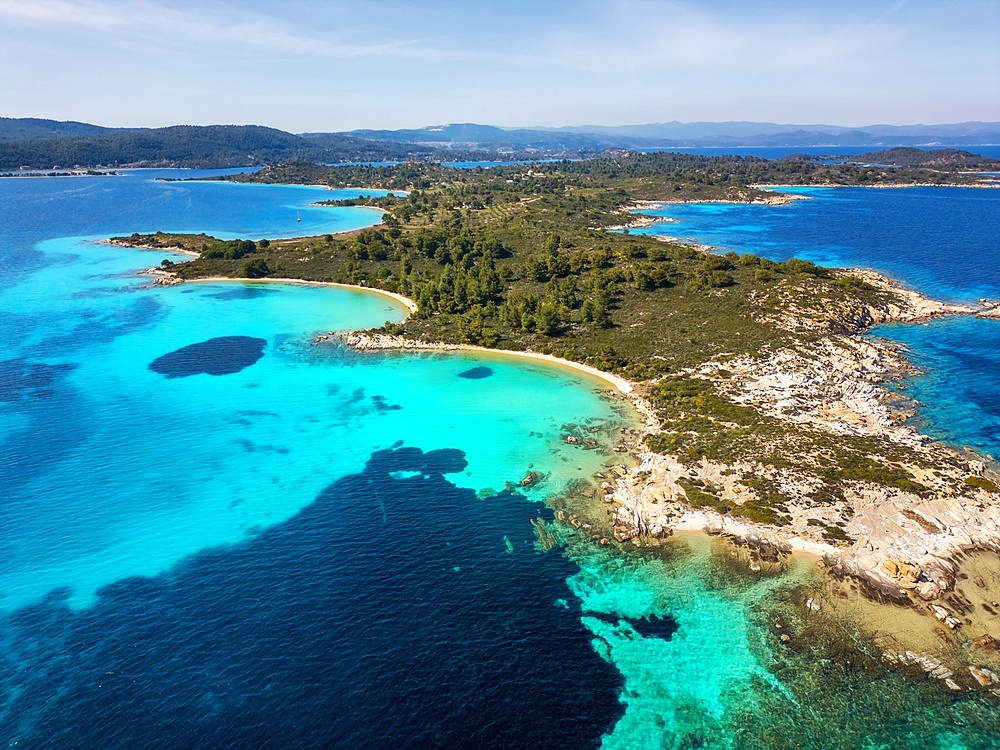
[149, 336, 266, 378]
[457, 366, 493, 380]
[0, 359, 77, 401]
[520, 471, 541, 488]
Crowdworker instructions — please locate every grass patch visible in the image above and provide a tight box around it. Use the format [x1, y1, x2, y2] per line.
[964, 476, 1000, 493]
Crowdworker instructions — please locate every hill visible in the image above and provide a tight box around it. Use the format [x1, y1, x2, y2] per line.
[0, 117, 116, 142]
[0, 124, 433, 169]
[5, 118, 999, 170]
[844, 147, 1000, 170]
[338, 121, 1000, 150]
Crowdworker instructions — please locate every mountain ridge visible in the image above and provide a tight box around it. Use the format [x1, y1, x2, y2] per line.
[3, 117, 999, 170]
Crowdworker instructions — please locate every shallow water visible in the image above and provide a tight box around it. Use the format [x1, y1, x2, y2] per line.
[1, 172, 997, 748]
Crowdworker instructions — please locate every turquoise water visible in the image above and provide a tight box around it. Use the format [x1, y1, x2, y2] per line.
[2, 172, 998, 747]
[632, 186, 1000, 464]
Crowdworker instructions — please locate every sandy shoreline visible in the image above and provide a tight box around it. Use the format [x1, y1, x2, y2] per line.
[182, 276, 419, 313]
[121, 228, 1000, 688]
[326, 331, 634, 394]
[142, 268, 629, 393]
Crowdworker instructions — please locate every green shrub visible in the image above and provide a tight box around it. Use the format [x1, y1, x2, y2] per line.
[964, 476, 1000, 493]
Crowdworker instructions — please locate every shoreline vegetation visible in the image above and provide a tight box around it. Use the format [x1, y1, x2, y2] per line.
[113, 149, 1000, 693]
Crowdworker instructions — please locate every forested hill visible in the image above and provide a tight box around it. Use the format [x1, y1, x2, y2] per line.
[0, 117, 114, 141]
[0, 124, 433, 169]
[844, 147, 1000, 170]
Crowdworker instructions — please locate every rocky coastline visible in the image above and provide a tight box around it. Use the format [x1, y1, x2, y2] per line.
[330, 271, 1000, 691]
[141, 251, 1000, 690]
[594, 269, 1000, 690]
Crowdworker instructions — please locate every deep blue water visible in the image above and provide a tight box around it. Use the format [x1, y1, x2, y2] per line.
[0, 448, 622, 748]
[633, 186, 1000, 462]
[872, 317, 1000, 461]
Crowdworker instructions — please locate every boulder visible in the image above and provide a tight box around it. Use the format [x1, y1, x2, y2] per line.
[968, 666, 999, 687]
[928, 604, 962, 629]
[972, 633, 997, 651]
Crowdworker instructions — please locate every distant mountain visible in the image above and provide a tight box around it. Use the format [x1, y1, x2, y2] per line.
[0, 117, 116, 142]
[337, 121, 1000, 150]
[312, 123, 625, 151]
[6, 117, 1000, 169]
[532, 120, 1000, 142]
[0, 124, 432, 169]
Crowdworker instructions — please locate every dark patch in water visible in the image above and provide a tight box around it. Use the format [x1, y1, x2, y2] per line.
[458, 365, 494, 379]
[583, 611, 677, 642]
[149, 336, 266, 378]
[371, 395, 402, 413]
[0, 359, 76, 402]
[626, 614, 679, 641]
[32, 296, 167, 355]
[203, 288, 278, 301]
[366, 445, 468, 475]
[0, 447, 623, 748]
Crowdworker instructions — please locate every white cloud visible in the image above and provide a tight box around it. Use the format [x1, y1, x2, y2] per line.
[1, 0, 996, 129]
[0, 0, 439, 61]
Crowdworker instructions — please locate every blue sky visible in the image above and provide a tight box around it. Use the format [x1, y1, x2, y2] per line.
[2, 0, 997, 131]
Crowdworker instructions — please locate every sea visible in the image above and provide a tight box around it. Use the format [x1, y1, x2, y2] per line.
[1, 170, 998, 748]
[630, 185, 1000, 464]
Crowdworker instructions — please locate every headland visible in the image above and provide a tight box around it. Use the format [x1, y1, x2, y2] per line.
[115, 151, 1000, 692]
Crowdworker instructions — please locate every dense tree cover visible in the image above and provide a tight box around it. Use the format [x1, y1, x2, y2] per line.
[0, 117, 113, 142]
[0, 125, 433, 169]
[840, 147, 1000, 170]
[148, 153, 907, 367]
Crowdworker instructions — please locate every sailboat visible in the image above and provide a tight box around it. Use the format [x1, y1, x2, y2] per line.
[296, 210, 301, 222]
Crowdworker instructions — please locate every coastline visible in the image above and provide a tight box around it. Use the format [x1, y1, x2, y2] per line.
[183, 276, 419, 313]
[123, 229, 1000, 689]
[607, 191, 806, 232]
[752, 181, 1000, 190]
[324, 331, 635, 394]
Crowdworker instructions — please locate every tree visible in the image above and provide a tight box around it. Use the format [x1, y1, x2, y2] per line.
[535, 301, 563, 336]
[240, 258, 269, 278]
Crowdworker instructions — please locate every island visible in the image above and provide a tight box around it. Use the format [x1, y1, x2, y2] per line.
[113, 149, 1000, 692]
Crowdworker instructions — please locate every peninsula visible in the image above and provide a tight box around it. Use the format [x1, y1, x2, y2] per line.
[116, 150, 1000, 691]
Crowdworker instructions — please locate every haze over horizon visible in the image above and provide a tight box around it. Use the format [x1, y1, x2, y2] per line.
[2, 0, 998, 132]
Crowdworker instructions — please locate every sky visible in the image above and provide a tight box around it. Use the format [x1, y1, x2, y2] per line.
[1, 0, 998, 132]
